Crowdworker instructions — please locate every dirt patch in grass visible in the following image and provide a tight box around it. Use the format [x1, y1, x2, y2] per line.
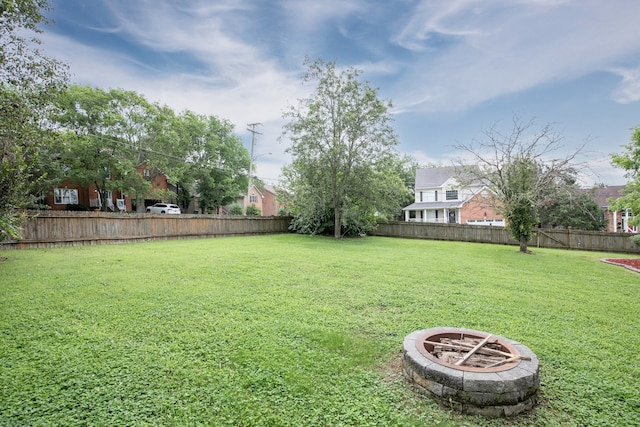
[378, 350, 404, 384]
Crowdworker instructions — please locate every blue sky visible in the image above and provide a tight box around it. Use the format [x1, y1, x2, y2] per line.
[40, 0, 640, 186]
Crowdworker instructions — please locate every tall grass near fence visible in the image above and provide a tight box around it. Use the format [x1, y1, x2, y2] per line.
[1, 235, 638, 426]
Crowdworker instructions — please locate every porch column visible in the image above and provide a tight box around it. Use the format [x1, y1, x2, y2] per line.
[613, 211, 617, 232]
[422, 209, 427, 222]
[404, 210, 409, 222]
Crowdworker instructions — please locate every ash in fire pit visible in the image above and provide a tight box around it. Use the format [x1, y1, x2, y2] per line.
[403, 327, 539, 417]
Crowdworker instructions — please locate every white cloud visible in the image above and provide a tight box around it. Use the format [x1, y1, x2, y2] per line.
[391, 0, 640, 113]
[279, 0, 364, 33]
[611, 67, 640, 104]
[576, 154, 627, 187]
[102, 0, 263, 75]
[393, 0, 484, 51]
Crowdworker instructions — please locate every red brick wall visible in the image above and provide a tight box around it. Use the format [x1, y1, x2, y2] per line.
[48, 180, 131, 211]
[261, 190, 278, 216]
[460, 192, 504, 224]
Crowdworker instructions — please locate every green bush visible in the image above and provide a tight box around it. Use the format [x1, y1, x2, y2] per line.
[246, 204, 261, 216]
[229, 204, 244, 215]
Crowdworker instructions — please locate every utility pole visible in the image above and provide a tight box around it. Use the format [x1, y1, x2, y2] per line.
[246, 123, 262, 214]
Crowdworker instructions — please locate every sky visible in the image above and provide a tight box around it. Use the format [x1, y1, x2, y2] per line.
[38, 0, 640, 186]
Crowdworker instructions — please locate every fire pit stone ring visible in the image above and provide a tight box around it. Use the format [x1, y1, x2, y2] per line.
[402, 327, 539, 417]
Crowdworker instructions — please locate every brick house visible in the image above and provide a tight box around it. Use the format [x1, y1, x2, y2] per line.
[47, 180, 128, 211]
[402, 166, 504, 226]
[585, 185, 637, 233]
[45, 164, 170, 212]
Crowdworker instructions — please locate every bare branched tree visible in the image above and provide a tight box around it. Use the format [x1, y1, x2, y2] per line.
[454, 117, 584, 253]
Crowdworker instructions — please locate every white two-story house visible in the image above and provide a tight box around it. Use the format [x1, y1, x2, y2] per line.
[402, 166, 505, 226]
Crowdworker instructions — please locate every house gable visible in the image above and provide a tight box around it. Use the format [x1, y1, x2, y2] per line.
[242, 184, 281, 216]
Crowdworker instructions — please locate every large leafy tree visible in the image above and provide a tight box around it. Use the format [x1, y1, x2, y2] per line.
[174, 111, 249, 214]
[54, 85, 184, 211]
[1, 0, 67, 239]
[455, 117, 582, 253]
[54, 85, 249, 214]
[538, 189, 606, 231]
[281, 58, 405, 238]
[610, 126, 640, 222]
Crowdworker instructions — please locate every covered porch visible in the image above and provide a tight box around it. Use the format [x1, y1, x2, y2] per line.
[402, 202, 462, 224]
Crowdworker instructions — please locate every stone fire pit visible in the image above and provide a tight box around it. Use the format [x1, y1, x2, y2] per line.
[402, 327, 539, 417]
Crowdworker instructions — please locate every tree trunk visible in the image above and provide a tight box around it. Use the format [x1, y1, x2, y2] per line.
[519, 235, 529, 253]
[334, 204, 341, 239]
[136, 194, 146, 213]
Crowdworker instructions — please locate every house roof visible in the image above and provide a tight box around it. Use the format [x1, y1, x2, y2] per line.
[580, 185, 626, 208]
[402, 201, 464, 211]
[415, 166, 482, 188]
[416, 166, 456, 188]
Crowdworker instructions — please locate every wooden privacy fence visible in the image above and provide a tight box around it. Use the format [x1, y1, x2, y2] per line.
[373, 221, 640, 254]
[1, 211, 292, 249]
[4, 214, 640, 254]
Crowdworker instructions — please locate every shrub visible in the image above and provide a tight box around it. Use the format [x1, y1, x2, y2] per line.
[246, 204, 261, 216]
[229, 204, 244, 215]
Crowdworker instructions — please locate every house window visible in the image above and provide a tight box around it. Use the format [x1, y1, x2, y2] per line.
[420, 191, 423, 202]
[143, 169, 150, 178]
[54, 188, 78, 205]
[435, 191, 438, 201]
[249, 194, 258, 203]
[446, 190, 458, 200]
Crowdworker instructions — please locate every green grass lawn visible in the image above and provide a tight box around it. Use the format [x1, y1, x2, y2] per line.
[1, 234, 639, 426]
